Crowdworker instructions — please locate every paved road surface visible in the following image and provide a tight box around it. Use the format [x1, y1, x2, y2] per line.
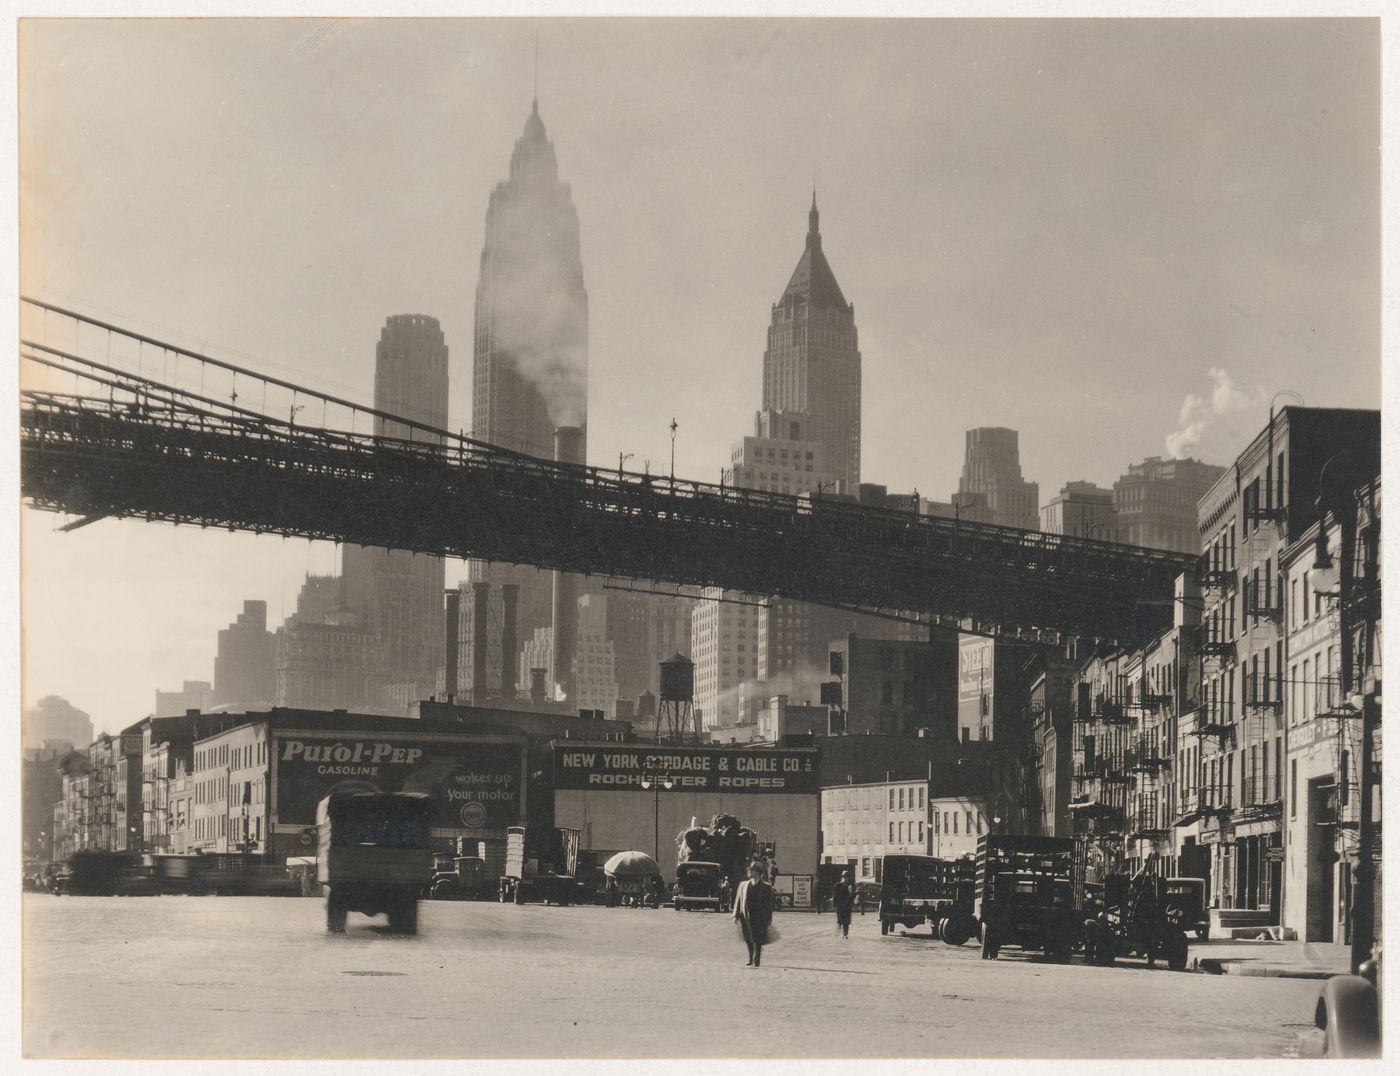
[23, 895, 1321, 1059]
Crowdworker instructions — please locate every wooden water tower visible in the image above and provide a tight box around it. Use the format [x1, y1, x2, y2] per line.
[657, 653, 698, 744]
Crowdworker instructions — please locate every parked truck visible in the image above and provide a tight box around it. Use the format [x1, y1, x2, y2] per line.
[498, 825, 583, 905]
[317, 791, 434, 934]
[975, 834, 1085, 962]
[878, 854, 979, 945]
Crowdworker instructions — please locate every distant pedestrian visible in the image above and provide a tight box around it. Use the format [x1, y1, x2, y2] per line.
[832, 871, 856, 938]
[733, 862, 775, 968]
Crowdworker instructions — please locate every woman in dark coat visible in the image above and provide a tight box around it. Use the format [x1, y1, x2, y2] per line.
[732, 863, 775, 967]
[832, 870, 856, 938]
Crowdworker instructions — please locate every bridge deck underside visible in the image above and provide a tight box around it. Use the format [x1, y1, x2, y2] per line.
[20, 402, 1193, 645]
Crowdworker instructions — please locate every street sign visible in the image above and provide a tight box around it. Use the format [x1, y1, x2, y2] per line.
[1265, 847, 1285, 862]
[792, 874, 813, 909]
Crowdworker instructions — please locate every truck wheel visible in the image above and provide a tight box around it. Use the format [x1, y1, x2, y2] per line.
[943, 918, 971, 947]
[880, 919, 889, 936]
[326, 892, 347, 934]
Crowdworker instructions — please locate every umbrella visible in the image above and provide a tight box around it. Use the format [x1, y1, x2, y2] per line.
[603, 850, 661, 878]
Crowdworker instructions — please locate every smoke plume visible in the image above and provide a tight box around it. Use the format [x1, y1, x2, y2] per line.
[1164, 367, 1262, 458]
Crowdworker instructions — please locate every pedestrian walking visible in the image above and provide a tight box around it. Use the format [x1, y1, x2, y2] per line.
[733, 862, 775, 967]
[832, 870, 856, 938]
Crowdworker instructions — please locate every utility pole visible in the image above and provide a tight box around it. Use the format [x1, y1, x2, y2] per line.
[669, 418, 678, 481]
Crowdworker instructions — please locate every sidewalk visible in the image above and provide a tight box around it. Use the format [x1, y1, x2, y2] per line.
[1192, 937, 1352, 979]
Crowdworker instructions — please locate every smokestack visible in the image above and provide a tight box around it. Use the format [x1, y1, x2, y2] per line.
[443, 588, 461, 702]
[551, 426, 584, 703]
[471, 582, 490, 706]
[501, 583, 519, 698]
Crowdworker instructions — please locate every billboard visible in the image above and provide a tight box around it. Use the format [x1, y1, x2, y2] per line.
[552, 744, 819, 795]
[273, 732, 525, 832]
[958, 635, 994, 734]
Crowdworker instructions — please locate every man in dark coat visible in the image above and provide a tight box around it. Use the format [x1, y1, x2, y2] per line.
[733, 863, 775, 967]
[832, 870, 856, 938]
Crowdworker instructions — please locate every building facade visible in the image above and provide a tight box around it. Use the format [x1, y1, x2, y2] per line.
[691, 589, 762, 729]
[1040, 480, 1118, 540]
[1194, 407, 1379, 914]
[342, 314, 450, 710]
[821, 779, 990, 880]
[24, 695, 93, 755]
[468, 98, 590, 684]
[830, 632, 959, 738]
[212, 600, 275, 711]
[956, 427, 1039, 531]
[1113, 455, 1225, 555]
[762, 197, 861, 494]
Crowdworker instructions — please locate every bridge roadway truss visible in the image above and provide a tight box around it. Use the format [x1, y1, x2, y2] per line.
[18, 300, 1197, 646]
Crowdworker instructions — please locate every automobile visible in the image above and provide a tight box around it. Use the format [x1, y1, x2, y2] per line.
[672, 861, 725, 911]
[1313, 945, 1381, 1058]
[1163, 877, 1210, 941]
[975, 835, 1083, 963]
[1083, 870, 1189, 971]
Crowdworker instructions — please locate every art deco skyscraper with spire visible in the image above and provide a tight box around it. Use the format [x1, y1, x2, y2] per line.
[762, 196, 862, 492]
[467, 98, 589, 693]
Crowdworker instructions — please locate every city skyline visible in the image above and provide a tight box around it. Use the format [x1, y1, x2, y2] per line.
[18, 18, 1380, 732]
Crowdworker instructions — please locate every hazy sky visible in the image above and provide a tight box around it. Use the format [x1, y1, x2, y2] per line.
[17, 17, 1380, 734]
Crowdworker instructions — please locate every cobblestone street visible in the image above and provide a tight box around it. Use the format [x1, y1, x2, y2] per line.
[24, 896, 1323, 1059]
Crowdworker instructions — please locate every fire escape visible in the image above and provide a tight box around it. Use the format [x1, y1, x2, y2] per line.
[1069, 684, 1130, 838]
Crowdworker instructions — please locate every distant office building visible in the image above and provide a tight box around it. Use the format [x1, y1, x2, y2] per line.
[573, 608, 620, 718]
[764, 196, 861, 493]
[725, 408, 837, 497]
[576, 590, 694, 707]
[468, 98, 590, 687]
[828, 632, 960, 738]
[924, 490, 996, 525]
[342, 314, 449, 710]
[212, 600, 275, 711]
[154, 680, 214, 718]
[758, 696, 829, 741]
[691, 589, 762, 729]
[519, 627, 555, 701]
[1113, 456, 1227, 554]
[274, 577, 385, 713]
[1041, 480, 1119, 540]
[956, 634, 1038, 744]
[956, 427, 1039, 530]
[23, 696, 93, 754]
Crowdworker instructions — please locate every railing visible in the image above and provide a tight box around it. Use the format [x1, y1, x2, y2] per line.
[1245, 580, 1281, 620]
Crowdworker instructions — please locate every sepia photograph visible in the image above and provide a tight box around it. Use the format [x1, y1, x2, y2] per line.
[13, 7, 1385, 1063]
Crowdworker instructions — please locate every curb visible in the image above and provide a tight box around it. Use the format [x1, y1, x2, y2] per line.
[1197, 958, 1338, 980]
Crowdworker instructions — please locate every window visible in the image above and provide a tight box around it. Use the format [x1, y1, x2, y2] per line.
[889, 789, 896, 809]
[976, 813, 983, 834]
[918, 787, 925, 810]
[966, 810, 974, 833]
[898, 821, 905, 843]
[1290, 758, 1297, 818]
[917, 821, 925, 844]
[952, 813, 959, 835]
[889, 822, 895, 842]
[898, 788, 905, 810]
[933, 811, 940, 834]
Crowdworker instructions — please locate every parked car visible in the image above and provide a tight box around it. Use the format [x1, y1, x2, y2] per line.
[672, 861, 725, 911]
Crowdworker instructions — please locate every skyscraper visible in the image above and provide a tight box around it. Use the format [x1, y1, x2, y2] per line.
[468, 99, 589, 693]
[1113, 456, 1226, 554]
[956, 427, 1040, 530]
[342, 315, 449, 708]
[211, 600, 275, 710]
[763, 196, 861, 493]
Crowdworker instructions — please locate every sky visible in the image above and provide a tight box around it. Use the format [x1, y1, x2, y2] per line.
[15, 17, 1382, 735]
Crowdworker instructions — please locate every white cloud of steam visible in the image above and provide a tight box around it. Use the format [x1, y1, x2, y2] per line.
[488, 190, 589, 431]
[1164, 367, 1263, 458]
[710, 661, 828, 726]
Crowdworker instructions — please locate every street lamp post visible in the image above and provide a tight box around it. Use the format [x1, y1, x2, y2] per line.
[639, 771, 674, 864]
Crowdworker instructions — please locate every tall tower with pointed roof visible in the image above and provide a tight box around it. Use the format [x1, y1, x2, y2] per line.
[468, 99, 590, 688]
[763, 196, 862, 492]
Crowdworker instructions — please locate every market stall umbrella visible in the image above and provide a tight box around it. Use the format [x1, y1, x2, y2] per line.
[603, 851, 661, 878]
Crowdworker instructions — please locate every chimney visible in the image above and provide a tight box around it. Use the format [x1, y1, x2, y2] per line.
[443, 588, 461, 703]
[501, 583, 519, 698]
[471, 582, 490, 706]
[551, 426, 584, 703]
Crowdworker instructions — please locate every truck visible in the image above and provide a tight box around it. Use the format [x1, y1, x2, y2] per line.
[974, 834, 1085, 962]
[1082, 865, 1190, 971]
[878, 854, 978, 945]
[672, 861, 726, 911]
[317, 791, 434, 934]
[498, 825, 582, 905]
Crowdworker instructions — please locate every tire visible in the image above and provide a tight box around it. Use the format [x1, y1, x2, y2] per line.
[943, 918, 972, 947]
[326, 892, 347, 934]
[880, 919, 889, 936]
